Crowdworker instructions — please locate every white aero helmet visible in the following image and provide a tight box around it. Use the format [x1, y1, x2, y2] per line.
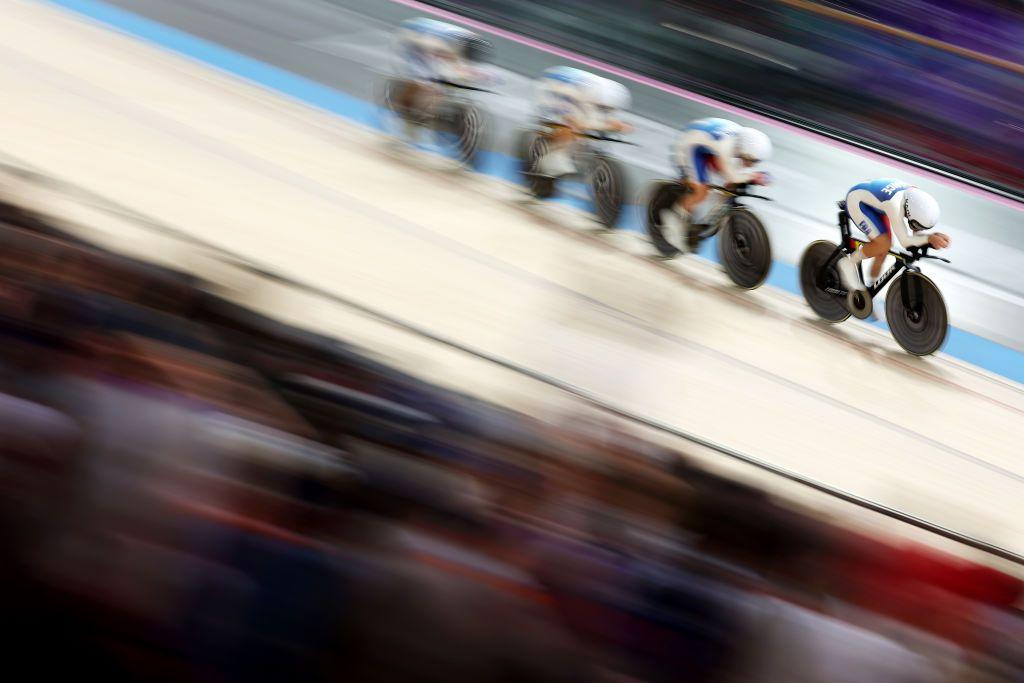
[597, 78, 632, 111]
[737, 127, 772, 163]
[904, 187, 940, 231]
[542, 65, 593, 87]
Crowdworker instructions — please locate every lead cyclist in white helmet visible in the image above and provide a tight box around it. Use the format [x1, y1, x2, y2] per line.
[837, 179, 950, 294]
[662, 118, 771, 250]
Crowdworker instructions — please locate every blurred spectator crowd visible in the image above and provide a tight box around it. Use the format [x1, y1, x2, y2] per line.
[421, 0, 1024, 194]
[1, 197, 1023, 682]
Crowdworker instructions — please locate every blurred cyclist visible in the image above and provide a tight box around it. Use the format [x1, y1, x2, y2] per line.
[663, 118, 771, 251]
[838, 179, 950, 293]
[392, 18, 492, 135]
[532, 67, 633, 178]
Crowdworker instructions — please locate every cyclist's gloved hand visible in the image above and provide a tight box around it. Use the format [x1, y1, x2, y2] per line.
[928, 232, 951, 249]
[753, 171, 771, 186]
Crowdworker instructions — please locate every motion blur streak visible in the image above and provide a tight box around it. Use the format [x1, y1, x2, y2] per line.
[776, 0, 1024, 75]
[416, 0, 1024, 194]
[0, 1, 1022, 682]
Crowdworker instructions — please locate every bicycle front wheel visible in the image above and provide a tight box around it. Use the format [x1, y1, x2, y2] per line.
[885, 271, 948, 355]
[719, 208, 772, 289]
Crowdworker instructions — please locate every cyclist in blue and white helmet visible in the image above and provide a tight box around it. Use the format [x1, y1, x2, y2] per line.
[532, 67, 632, 178]
[837, 179, 949, 295]
[392, 18, 491, 127]
[661, 119, 772, 252]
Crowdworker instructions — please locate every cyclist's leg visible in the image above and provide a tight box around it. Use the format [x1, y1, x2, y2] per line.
[658, 141, 707, 252]
[400, 81, 434, 117]
[681, 147, 712, 214]
[854, 203, 891, 281]
[394, 43, 434, 118]
[862, 232, 892, 286]
[842, 198, 890, 290]
[534, 103, 580, 177]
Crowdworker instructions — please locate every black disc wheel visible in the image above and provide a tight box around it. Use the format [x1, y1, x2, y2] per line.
[885, 271, 948, 355]
[522, 133, 556, 199]
[433, 101, 485, 168]
[589, 155, 626, 228]
[719, 209, 771, 289]
[799, 240, 850, 323]
[515, 128, 537, 171]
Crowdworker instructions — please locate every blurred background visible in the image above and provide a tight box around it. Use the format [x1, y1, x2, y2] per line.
[421, 0, 1024, 195]
[1, 0, 1023, 681]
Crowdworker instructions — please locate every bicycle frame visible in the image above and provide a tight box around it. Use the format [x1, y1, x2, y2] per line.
[530, 127, 624, 181]
[699, 194, 739, 239]
[694, 184, 770, 240]
[572, 139, 607, 175]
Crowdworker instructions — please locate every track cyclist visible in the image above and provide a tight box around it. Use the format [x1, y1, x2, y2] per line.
[662, 118, 772, 252]
[837, 179, 950, 294]
[532, 66, 633, 178]
[391, 17, 492, 138]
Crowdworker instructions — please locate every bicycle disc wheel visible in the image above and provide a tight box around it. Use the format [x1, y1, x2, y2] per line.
[885, 271, 948, 355]
[799, 240, 850, 322]
[719, 209, 771, 289]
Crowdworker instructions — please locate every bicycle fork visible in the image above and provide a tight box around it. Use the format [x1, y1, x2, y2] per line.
[898, 266, 926, 320]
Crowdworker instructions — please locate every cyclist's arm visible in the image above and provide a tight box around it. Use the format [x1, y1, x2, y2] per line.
[606, 117, 632, 133]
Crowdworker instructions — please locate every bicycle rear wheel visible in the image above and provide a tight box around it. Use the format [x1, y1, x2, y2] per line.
[799, 240, 850, 322]
[522, 133, 556, 199]
[433, 101, 485, 168]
